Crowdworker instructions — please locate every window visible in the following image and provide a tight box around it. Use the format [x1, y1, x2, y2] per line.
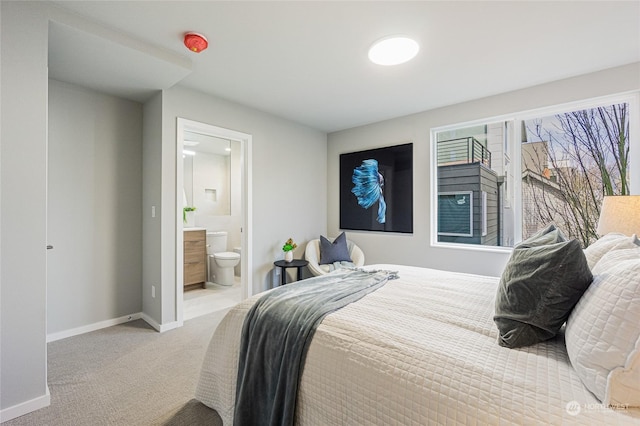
[432, 93, 638, 250]
[438, 192, 473, 237]
[521, 101, 633, 247]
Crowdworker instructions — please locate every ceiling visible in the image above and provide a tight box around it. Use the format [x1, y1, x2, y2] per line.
[51, 1, 640, 133]
[184, 130, 231, 157]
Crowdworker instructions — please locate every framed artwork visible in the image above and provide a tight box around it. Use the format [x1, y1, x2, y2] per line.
[340, 143, 413, 233]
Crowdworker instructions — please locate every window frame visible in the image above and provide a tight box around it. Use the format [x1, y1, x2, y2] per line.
[430, 91, 640, 253]
[481, 190, 488, 237]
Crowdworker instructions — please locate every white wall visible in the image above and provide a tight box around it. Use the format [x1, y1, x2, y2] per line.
[328, 63, 640, 277]
[47, 79, 142, 335]
[193, 153, 230, 216]
[192, 140, 243, 251]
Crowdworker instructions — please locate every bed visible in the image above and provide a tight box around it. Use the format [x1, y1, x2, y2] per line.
[196, 259, 639, 425]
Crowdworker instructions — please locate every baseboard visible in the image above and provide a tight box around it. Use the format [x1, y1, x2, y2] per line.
[140, 313, 183, 333]
[46, 313, 142, 343]
[0, 386, 50, 423]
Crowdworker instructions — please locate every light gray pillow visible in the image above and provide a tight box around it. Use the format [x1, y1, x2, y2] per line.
[583, 232, 640, 270]
[319, 232, 352, 265]
[494, 224, 593, 348]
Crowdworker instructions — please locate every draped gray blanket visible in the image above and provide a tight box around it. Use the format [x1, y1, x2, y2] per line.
[234, 268, 397, 426]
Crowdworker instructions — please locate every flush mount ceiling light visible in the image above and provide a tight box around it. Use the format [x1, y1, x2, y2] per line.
[183, 32, 208, 53]
[368, 36, 419, 66]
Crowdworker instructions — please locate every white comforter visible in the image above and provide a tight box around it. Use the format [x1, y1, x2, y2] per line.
[196, 265, 640, 425]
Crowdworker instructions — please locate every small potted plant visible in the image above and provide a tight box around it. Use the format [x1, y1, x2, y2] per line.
[183, 206, 196, 227]
[282, 237, 297, 262]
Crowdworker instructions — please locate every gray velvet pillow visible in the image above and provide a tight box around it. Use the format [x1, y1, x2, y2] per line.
[319, 232, 352, 265]
[493, 224, 593, 348]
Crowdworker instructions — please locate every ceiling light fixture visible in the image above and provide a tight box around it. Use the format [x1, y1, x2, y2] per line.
[368, 36, 419, 66]
[184, 32, 208, 53]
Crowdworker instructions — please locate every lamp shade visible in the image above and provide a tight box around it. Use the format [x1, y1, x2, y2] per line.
[596, 195, 640, 236]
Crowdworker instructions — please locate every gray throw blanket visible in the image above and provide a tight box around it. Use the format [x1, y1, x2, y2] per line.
[234, 268, 397, 426]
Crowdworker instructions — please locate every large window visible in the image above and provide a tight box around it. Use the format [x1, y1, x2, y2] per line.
[432, 94, 638, 249]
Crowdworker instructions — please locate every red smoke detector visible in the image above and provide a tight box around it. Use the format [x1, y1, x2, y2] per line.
[184, 32, 208, 53]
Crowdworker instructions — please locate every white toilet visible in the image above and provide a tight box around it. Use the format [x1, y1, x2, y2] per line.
[206, 231, 240, 286]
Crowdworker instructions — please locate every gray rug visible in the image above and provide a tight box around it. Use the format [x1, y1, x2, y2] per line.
[3, 310, 229, 426]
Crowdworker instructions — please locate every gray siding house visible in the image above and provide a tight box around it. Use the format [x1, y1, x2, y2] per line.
[437, 137, 500, 245]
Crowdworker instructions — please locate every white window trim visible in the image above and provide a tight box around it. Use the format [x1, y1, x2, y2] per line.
[481, 191, 488, 237]
[430, 90, 640, 252]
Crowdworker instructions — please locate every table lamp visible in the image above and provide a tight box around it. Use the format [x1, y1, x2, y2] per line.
[596, 195, 640, 236]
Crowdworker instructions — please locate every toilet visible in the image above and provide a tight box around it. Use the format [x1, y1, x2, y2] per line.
[206, 231, 240, 286]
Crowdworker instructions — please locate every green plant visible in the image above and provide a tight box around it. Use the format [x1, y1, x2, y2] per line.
[183, 206, 196, 223]
[282, 238, 297, 252]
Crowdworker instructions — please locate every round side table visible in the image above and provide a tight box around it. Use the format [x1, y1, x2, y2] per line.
[273, 259, 309, 285]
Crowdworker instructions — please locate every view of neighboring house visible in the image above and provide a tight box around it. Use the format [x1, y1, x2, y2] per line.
[436, 122, 515, 247]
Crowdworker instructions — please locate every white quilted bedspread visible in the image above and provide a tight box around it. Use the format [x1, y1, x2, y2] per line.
[196, 265, 640, 425]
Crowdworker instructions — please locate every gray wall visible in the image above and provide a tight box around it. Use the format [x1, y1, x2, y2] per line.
[1, 2, 328, 414]
[142, 92, 163, 323]
[1, 0, 50, 415]
[327, 63, 640, 277]
[47, 79, 143, 335]
[141, 85, 328, 326]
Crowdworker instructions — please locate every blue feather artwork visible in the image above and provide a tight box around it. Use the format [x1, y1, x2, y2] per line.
[351, 159, 386, 223]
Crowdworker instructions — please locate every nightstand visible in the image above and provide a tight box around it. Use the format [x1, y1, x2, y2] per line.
[273, 259, 309, 285]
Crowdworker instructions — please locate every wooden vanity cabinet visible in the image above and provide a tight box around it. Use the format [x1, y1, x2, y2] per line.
[184, 229, 206, 289]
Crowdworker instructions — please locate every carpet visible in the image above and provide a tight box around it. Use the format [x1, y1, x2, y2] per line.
[2, 309, 229, 426]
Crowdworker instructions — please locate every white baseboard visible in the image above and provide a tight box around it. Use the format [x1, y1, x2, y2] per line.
[46, 313, 142, 343]
[140, 313, 182, 333]
[0, 386, 50, 423]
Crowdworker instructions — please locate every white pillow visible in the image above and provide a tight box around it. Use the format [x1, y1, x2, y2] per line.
[565, 247, 640, 407]
[583, 232, 639, 270]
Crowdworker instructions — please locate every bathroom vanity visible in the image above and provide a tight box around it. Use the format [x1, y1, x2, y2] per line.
[184, 228, 207, 290]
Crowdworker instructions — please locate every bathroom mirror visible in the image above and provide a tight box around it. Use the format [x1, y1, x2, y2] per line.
[183, 130, 232, 216]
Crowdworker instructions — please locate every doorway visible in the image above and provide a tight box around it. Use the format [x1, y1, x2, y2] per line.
[176, 118, 252, 323]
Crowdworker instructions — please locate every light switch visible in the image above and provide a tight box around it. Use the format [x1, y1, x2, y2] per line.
[151, 206, 156, 218]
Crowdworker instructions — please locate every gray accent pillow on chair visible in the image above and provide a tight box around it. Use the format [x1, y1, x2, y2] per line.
[494, 224, 593, 348]
[319, 232, 352, 265]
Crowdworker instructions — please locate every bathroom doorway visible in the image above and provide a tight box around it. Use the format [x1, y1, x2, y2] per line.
[176, 118, 252, 322]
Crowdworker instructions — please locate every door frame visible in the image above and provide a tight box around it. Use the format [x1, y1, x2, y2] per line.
[175, 118, 253, 323]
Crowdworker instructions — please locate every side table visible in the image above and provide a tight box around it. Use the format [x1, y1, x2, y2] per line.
[273, 259, 309, 285]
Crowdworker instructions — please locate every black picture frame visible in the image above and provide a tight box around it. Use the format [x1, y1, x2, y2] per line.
[340, 143, 413, 233]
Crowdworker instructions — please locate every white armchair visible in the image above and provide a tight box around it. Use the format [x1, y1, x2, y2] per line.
[304, 237, 365, 276]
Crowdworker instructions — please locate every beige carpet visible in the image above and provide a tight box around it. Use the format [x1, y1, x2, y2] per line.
[3, 310, 229, 426]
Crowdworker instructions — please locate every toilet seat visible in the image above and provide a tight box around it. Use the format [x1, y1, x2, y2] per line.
[214, 251, 240, 260]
